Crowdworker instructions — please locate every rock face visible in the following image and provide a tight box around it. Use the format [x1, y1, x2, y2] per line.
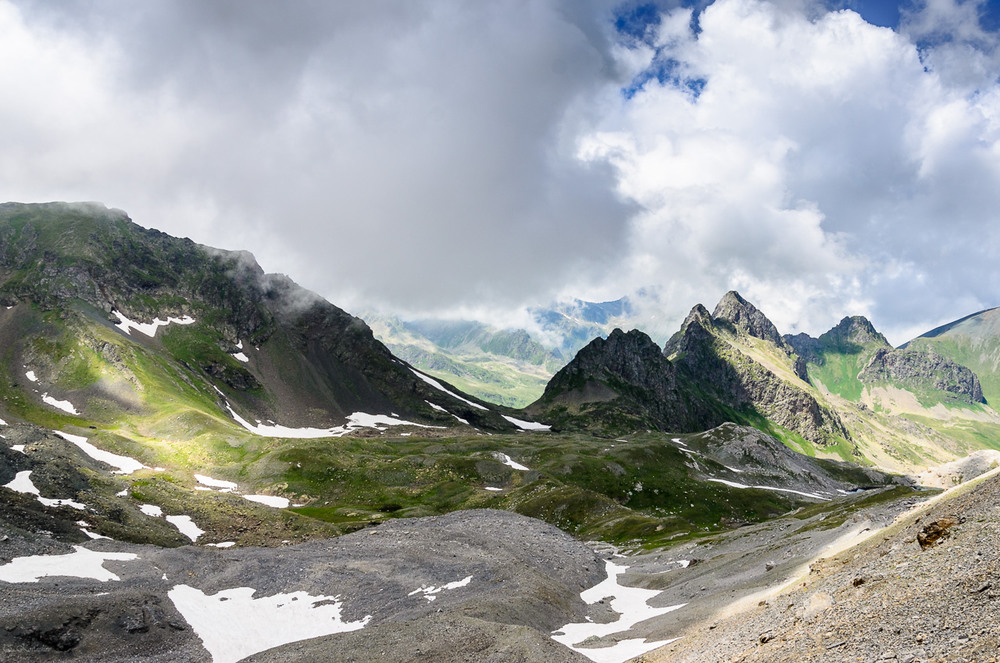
[0, 202, 512, 431]
[786, 315, 890, 362]
[859, 347, 985, 405]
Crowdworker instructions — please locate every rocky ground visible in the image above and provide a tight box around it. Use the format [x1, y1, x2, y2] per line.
[0, 509, 604, 663]
[645, 469, 1000, 663]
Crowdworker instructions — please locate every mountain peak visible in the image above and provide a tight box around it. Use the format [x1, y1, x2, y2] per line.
[711, 291, 784, 346]
[821, 315, 890, 349]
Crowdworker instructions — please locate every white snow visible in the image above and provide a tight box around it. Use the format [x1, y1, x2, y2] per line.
[721, 464, 745, 474]
[166, 515, 205, 541]
[224, 402, 442, 439]
[54, 431, 147, 474]
[113, 310, 196, 337]
[0, 417, 6, 425]
[705, 478, 829, 500]
[670, 437, 688, 447]
[501, 415, 551, 431]
[0, 545, 137, 583]
[11, 445, 25, 454]
[410, 368, 488, 410]
[115, 489, 129, 497]
[485, 487, 503, 492]
[207, 542, 236, 548]
[3, 470, 86, 510]
[408, 575, 473, 602]
[42, 394, 79, 415]
[243, 495, 290, 508]
[195, 474, 238, 493]
[78, 521, 112, 541]
[494, 452, 530, 471]
[232, 352, 249, 363]
[139, 504, 163, 517]
[551, 560, 685, 663]
[25, 370, 37, 382]
[425, 400, 448, 413]
[167, 584, 371, 663]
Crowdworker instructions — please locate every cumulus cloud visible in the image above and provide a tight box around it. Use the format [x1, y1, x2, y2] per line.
[580, 0, 1000, 343]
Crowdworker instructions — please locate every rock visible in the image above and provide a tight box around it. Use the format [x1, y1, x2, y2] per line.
[917, 517, 960, 549]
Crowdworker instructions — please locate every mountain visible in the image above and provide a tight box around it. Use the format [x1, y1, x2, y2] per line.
[0, 202, 510, 434]
[530, 292, 850, 452]
[902, 306, 1000, 406]
[530, 291, 1000, 473]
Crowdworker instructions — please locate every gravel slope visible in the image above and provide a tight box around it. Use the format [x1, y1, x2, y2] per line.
[645, 470, 1000, 663]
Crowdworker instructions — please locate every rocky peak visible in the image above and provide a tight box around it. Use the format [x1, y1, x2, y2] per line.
[711, 291, 785, 346]
[820, 316, 890, 350]
[663, 304, 713, 357]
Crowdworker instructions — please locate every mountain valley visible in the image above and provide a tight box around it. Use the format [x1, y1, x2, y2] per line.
[2, 202, 1000, 662]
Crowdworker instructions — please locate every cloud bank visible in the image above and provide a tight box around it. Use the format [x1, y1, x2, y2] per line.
[1, 0, 999, 344]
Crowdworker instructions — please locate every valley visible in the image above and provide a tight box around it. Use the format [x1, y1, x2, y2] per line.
[2, 202, 1000, 662]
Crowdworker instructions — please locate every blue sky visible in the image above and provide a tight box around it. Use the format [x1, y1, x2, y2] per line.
[2, 0, 1000, 344]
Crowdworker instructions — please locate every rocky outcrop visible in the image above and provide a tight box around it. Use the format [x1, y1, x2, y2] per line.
[859, 347, 985, 405]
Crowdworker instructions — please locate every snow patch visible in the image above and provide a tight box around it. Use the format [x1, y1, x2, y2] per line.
[243, 495, 290, 509]
[552, 560, 685, 663]
[165, 515, 204, 541]
[113, 310, 195, 337]
[42, 394, 79, 415]
[0, 545, 137, 583]
[485, 487, 503, 492]
[494, 452, 530, 471]
[706, 478, 828, 500]
[54, 431, 146, 474]
[25, 370, 37, 382]
[224, 401, 442, 439]
[139, 504, 163, 517]
[410, 368, 488, 410]
[232, 352, 249, 363]
[501, 415, 551, 431]
[408, 575, 473, 602]
[207, 542, 236, 548]
[3, 470, 86, 510]
[11, 445, 25, 454]
[167, 585, 371, 663]
[0, 417, 6, 425]
[195, 474, 238, 493]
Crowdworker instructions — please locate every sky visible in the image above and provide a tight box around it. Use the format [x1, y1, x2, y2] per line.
[2, 0, 1000, 345]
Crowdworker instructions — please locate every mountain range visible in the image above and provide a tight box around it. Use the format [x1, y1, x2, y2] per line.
[2, 202, 999, 662]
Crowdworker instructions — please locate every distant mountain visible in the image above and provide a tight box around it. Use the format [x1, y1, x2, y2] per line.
[362, 312, 562, 407]
[362, 297, 637, 408]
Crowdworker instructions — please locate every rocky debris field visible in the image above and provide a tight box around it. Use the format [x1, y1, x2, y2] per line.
[0, 509, 603, 663]
[646, 470, 1000, 663]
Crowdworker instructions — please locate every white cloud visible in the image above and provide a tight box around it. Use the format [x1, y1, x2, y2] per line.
[2, 0, 1000, 346]
[580, 0, 1000, 343]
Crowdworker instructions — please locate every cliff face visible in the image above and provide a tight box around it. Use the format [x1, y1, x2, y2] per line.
[860, 347, 985, 405]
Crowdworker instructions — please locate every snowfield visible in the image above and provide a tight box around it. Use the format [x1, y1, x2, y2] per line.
[113, 310, 196, 337]
[167, 585, 371, 663]
[0, 546, 137, 583]
[3, 470, 87, 510]
[54, 430, 146, 474]
[552, 560, 684, 663]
